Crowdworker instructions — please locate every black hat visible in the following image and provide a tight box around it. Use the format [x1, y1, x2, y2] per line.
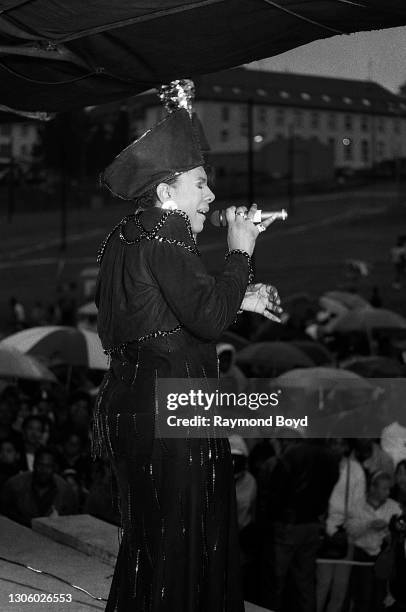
[101, 109, 205, 200]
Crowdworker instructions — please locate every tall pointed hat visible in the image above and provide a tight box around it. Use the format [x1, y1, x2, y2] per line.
[101, 108, 205, 200]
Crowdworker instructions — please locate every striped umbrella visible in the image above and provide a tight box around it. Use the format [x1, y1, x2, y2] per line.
[0, 326, 108, 371]
[0, 346, 57, 382]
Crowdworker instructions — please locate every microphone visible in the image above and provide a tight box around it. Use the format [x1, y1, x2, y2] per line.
[210, 208, 288, 227]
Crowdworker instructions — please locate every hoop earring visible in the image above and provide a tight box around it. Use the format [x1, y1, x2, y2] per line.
[161, 199, 178, 210]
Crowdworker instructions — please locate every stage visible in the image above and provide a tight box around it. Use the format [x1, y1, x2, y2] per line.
[0, 515, 270, 612]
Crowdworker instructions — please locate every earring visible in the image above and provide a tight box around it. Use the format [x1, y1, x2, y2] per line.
[162, 199, 178, 210]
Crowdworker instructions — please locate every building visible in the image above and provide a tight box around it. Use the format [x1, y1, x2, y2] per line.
[120, 67, 406, 195]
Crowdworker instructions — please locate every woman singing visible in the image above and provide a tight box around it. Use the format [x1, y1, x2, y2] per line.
[93, 108, 281, 611]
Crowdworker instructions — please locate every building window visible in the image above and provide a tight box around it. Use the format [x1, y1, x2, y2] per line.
[344, 114, 353, 130]
[311, 112, 320, 129]
[221, 106, 230, 122]
[220, 129, 229, 142]
[377, 141, 385, 158]
[344, 140, 353, 161]
[0, 124, 12, 136]
[0, 142, 12, 156]
[377, 117, 385, 132]
[294, 110, 303, 128]
[361, 139, 369, 163]
[276, 108, 285, 126]
[257, 107, 267, 124]
[360, 116, 369, 132]
[327, 113, 337, 130]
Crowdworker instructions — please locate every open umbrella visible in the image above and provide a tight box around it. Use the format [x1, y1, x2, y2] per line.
[0, 326, 109, 370]
[275, 366, 372, 391]
[236, 341, 314, 376]
[340, 356, 406, 378]
[0, 1, 405, 112]
[330, 307, 406, 333]
[0, 346, 57, 382]
[291, 340, 334, 366]
[323, 291, 370, 310]
[319, 297, 349, 318]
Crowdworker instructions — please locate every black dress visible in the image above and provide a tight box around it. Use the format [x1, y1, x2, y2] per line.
[93, 207, 251, 612]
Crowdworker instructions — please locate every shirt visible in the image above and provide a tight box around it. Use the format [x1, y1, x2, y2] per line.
[326, 457, 366, 536]
[346, 497, 401, 556]
[381, 422, 406, 468]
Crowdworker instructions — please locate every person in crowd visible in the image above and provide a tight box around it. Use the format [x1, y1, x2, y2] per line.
[59, 430, 92, 491]
[381, 415, 406, 469]
[9, 296, 26, 331]
[347, 471, 402, 612]
[353, 438, 394, 484]
[391, 460, 406, 513]
[216, 342, 247, 393]
[0, 438, 21, 489]
[20, 415, 45, 471]
[391, 235, 406, 290]
[0, 446, 78, 527]
[229, 435, 258, 603]
[259, 438, 339, 612]
[317, 438, 366, 612]
[66, 391, 92, 440]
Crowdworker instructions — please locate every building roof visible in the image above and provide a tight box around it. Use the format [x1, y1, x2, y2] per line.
[193, 67, 406, 116]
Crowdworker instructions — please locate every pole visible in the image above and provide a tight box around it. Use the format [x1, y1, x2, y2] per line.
[247, 98, 254, 205]
[288, 123, 295, 215]
[7, 152, 15, 223]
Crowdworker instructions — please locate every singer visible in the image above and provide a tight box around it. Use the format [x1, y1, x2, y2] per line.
[93, 108, 281, 612]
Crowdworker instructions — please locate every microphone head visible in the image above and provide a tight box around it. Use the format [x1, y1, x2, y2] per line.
[209, 210, 226, 227]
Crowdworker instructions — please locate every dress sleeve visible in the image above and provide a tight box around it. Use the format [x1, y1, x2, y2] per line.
[145, 214, 252, 341]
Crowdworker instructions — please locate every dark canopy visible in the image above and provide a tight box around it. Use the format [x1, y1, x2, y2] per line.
[0, 0, 405, 111]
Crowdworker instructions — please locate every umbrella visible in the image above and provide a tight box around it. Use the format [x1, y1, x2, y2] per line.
[330, 307, 406, 333]
[236, 341, 314, 376]
[319, 297, 349, 318]
[323, 291, 370, 310]
[275, 367, 372, 391]
[0, 1, 405, 112]
[0, 346, 57, 382]
[0, 326, 109, 370]
[291, 340, 334, 366]
[340, 356, 406, 378]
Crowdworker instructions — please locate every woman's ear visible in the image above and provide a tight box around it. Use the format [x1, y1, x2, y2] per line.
[156, 182, 171, 205]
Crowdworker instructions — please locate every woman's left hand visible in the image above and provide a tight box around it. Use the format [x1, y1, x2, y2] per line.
[240, 283, 283, 322]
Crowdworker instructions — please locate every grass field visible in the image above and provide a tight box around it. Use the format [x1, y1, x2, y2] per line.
[0, 182, 405, 333]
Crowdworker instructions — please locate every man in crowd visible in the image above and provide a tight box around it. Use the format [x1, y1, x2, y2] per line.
[0, 446, 77, 527]
[20, 415, 44, 471]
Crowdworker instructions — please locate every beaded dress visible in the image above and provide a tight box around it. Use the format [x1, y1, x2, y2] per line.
[93, 206, 252, 612]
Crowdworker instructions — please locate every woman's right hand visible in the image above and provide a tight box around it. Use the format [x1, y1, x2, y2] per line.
[226, 203, 275, 256]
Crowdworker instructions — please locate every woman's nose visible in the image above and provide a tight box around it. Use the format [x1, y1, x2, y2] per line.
[205, 187, 215, 203]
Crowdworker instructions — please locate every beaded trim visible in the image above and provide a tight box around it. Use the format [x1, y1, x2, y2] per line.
[97, 209, 199, 264]
[225, 249, 254, 284]
[104, 324, 183, 356]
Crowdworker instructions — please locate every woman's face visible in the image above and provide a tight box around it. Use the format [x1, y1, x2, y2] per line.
[168, 166, 215, 234]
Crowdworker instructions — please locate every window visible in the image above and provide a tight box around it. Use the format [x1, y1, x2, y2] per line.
[257, 107, 267, 124]
[311, 112, 320, 129]
[344, 140, 353, 161]
[220, 129, 229, 142]
[294, 110, 303, 128]
[327, 113, 337, 130]
[377, 117, 385, 132]
[0, 142, 11, 156]
[344, 114, 353, 130]
[221, 106, 230, 122]
[276, 108, 285, 126]
[361, 139, 369, 163]
[360, 116, 369, 132]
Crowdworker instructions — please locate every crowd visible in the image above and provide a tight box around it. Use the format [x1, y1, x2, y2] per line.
[0, 273, 406, 612]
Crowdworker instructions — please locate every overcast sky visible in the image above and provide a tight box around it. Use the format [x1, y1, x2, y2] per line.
[248, 26, 406, 93]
